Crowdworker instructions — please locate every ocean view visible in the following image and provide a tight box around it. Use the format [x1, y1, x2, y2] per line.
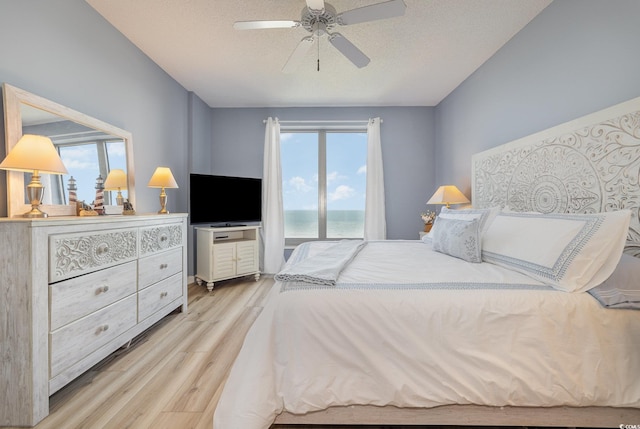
[284, 210, 364, 238]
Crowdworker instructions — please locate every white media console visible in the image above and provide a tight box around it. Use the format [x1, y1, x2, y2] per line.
[195, 225, 260, 291]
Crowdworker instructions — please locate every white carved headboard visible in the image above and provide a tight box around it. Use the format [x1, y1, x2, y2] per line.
[472, 97, 640, 257]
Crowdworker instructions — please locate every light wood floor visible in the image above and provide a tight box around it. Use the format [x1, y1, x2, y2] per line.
[7, 277, 559, 429]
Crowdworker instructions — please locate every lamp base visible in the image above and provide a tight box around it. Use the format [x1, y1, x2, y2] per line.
[158, 188, 169, 214]
[23, 207, 48, 218]
[24, 173, 48, 218]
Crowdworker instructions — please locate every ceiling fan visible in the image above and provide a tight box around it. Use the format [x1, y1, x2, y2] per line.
[233, 0, 406, 72]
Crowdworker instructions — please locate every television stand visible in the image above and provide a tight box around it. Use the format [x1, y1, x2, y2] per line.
[195, 225, 260, 291]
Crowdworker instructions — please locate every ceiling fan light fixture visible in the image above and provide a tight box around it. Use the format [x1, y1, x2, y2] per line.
[306, 0, 326, 12]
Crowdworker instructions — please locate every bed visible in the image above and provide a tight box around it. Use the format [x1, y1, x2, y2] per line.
[214, 97, 640, 428]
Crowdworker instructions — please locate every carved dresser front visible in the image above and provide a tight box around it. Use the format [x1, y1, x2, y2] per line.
[0, 214, 188, 427]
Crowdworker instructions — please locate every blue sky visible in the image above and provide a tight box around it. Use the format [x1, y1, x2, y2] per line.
[280, 131, 367, 211]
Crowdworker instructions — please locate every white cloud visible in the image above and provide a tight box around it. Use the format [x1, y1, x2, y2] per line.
[288, 176, 312, 192]
[60, 146, 99, 170]
[329, 185, 355, 201]
[357, 165, 366, 174]
[327, 170, 348, 184]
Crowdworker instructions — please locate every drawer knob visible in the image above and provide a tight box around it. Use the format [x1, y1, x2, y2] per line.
[160, 291, 168, 298]
[95, 285, 110, 295]
[160, 263, 168, 269]
[160, 235, 168, 242]
[96, 244, 109, 255]
[96, 324, 109, 334]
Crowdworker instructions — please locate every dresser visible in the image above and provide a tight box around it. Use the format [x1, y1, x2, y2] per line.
[0, 214, 188, 427]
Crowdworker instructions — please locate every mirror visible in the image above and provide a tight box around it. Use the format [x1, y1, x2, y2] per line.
[3, 83, 135, 217]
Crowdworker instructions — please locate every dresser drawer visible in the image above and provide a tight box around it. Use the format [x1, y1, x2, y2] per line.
[50, 294, 137, 378]
[49, 229, 138, 282]
[138, 247, 182, 290]
[139, 223, 183, 256]
[138, 273, 183, 322]
[50, 261, 137, 331]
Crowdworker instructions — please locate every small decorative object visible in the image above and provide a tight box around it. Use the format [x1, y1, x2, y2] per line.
[421, 210, 436, 232]
[78, 200, 98, 216]
[123, 199, 136, 215]
[67, 176, 77, 206]
[94, 174, 105, 214]
[147, 167, 179, 214]
[0, 134, 68, 218]
[103, 169, 127, 205]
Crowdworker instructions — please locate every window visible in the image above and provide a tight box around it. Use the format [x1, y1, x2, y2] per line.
[281, 130, 367, 245]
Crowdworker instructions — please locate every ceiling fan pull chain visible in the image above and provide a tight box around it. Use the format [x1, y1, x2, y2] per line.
[317, 35, 320, 71]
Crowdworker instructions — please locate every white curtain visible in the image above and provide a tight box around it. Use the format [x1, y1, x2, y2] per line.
[260, 117, 285, 274]
[364, 117, 386, 240]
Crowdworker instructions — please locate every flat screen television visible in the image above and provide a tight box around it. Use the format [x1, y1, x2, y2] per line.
[189, 174, 262, 225]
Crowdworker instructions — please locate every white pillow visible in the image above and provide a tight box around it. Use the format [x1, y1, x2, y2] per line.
[588, 253, 640, 309]
[432, 217, 482, 262]
[438, 206, 500, 237]
[481, 210, 631, 292]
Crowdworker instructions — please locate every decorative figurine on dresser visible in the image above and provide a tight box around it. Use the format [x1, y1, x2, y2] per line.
[0, 82, 188, 427]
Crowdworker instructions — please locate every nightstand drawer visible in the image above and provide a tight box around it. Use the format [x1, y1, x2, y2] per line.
[50, 261, 137, 330]
[138, 247, 182, 290]
[138, 273, 183, 322]
[50, 294, 137, 378]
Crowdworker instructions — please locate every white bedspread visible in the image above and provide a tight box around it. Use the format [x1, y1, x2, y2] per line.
[214, 240, 640, 429]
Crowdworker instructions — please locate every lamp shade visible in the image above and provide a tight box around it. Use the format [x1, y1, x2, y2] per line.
[0, 134, 68, 174]
[147, 167, 178, 188]
[103, 169, 128, 190]
[427, 185, 470, 207]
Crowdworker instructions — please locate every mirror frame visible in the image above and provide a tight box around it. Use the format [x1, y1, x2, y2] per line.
[3, 83, 135, 217]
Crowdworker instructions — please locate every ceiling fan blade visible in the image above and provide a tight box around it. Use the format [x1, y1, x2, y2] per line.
[338, 0, 406, 25]
[233, 20, 299, 30]
[282, 36, 315, 73]
[306, 0, 325, 11]
[328, 33, 370, 68]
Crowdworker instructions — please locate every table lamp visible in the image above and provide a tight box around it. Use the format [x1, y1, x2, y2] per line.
[147, 167, 178, 214]
[103, 169, 128, 205]
[427, 185, 470, 209]
[0, 134, 68, 218]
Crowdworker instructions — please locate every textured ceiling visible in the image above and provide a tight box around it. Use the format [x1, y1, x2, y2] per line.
[86, 0, 552, 108]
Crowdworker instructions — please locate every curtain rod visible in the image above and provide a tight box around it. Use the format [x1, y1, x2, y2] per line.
[262, 119, 382, 124]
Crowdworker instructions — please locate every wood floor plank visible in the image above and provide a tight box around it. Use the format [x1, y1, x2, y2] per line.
[149, 411, 202, 429]
[96, 351, 205, 429]
[166, 306, 262, 413]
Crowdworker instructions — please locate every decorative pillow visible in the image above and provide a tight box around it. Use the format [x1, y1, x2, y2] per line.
[438, 206, 500, 237]
[481, 210, 631, 292]
[431, 217, 482, 263]
[588, 253, 640, 310]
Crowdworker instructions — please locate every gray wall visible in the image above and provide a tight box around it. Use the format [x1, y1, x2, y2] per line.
[436, 0, 640, 195]
[0, 0, 191, 216]
[210, 106, 436, 240]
